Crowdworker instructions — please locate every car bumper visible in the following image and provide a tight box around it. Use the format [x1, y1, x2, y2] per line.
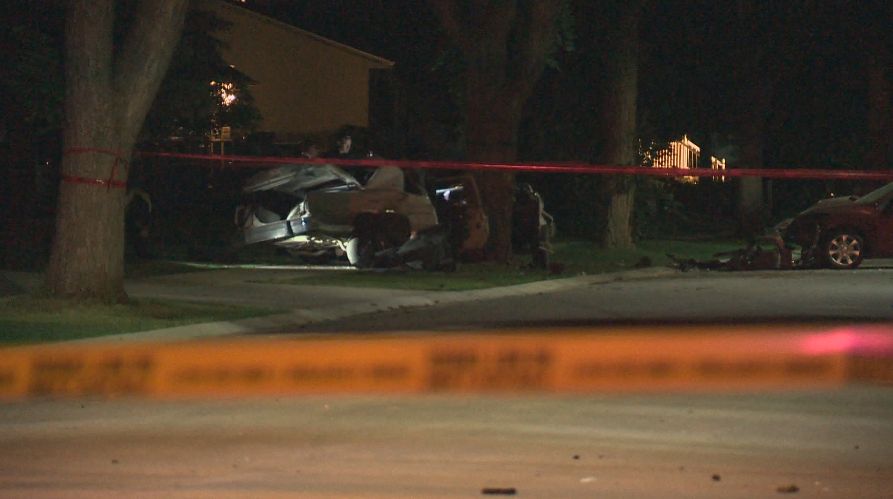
[244, 217, 312, 245]
[243, 216, 354, 245]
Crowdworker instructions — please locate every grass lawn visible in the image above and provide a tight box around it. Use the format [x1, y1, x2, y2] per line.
[269, 238, 746, 291]
[0, 296, 280, 345]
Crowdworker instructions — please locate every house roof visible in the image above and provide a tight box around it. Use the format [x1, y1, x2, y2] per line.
[202, 0, 395, 69]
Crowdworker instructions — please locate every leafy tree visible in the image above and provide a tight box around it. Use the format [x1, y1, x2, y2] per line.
[45, 0, 188, 302]
[142, 7, 260, 149]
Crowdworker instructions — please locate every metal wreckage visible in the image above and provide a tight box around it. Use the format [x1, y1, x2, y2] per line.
[234, 162, 555, 270]
[670, 182, 893, 271]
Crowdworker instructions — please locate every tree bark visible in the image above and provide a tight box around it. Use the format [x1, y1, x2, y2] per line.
[45, 0, 188, 302]
[735, 64, 773, 239]
[598, 1, 641, 250]
[729, 0, 788, 239]
[429, 0, 561, 262]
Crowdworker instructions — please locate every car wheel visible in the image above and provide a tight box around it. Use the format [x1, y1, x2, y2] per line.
[822, 230, 864, 269]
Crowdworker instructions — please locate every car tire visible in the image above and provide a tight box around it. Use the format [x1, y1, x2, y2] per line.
[822, 230, 864, 269]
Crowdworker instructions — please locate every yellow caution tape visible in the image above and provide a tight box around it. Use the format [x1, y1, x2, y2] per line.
[1, 325, 890, 398]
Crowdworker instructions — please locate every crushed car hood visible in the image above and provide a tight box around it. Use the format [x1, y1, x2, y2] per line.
[242, 163, 360, 196]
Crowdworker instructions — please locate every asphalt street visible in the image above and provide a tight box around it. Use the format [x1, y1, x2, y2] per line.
[2, 389, 891, 498]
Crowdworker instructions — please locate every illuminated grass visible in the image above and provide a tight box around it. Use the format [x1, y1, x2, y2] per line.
[0, 297, 280, 344]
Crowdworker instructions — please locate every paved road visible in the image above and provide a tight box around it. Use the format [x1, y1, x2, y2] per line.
[295, 265, 893, 334]
[2, 388, 891, 498]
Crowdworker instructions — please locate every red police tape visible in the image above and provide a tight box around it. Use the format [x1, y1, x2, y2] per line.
[140, 151, 893, 181]
[62, 147, 130, 189]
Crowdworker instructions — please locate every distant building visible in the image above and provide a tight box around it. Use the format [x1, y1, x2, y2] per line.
[710, 155, 727, 182]
[645, 135, 726, 183]
[195, 0, 395, 145]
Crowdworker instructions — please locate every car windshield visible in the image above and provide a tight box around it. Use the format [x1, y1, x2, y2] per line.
[855, 181, 893, 205]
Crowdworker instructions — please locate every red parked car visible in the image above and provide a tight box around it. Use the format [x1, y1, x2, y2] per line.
[778, 182, 893, 269]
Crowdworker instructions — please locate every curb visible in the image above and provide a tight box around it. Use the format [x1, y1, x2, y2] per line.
[66, 266, 680, 344]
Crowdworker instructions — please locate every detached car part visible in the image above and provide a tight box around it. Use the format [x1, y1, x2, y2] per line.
[236, 163, 439, 267]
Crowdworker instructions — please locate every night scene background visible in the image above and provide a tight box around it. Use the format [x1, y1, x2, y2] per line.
[0, 0, 890, 269]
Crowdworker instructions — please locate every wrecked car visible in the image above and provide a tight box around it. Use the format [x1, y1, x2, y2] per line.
[235, 163, 441, 267]
[236, 162, 555, 269]
[777, 182, 893, 269]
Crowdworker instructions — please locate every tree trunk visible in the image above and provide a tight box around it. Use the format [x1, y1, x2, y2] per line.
[428, 0, 561, 262]
[45, 0, 188, 302]
[465, 77, 523, 261]
[736, 75, 772, 239]
[729, 0, 784, 240]
[599, 1, 641, 250]
[603, 180, 635, 248]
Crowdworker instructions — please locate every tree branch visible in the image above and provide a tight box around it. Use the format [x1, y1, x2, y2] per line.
[114, 0, 189, 146]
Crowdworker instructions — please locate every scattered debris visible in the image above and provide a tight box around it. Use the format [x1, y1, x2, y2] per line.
[572, 454, 580, 460]
[776, 484, 800, 493]
[712, 474, 721, 482]
[669, 233, 793, 272]
[481, 487, 516, 495]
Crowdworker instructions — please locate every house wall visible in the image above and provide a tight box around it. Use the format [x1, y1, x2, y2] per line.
[196, 0, 393, 142]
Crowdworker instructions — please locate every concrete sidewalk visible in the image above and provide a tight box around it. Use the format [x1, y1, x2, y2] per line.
[1, 265, 678, 343]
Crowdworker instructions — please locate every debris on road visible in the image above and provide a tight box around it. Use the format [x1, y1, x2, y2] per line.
[776, 483, 800, 493]
[669, 234, 793, 271]
[481, 487, 517, 495]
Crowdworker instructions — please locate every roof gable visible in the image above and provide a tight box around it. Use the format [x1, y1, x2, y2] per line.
[197, 0, 394, 69]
